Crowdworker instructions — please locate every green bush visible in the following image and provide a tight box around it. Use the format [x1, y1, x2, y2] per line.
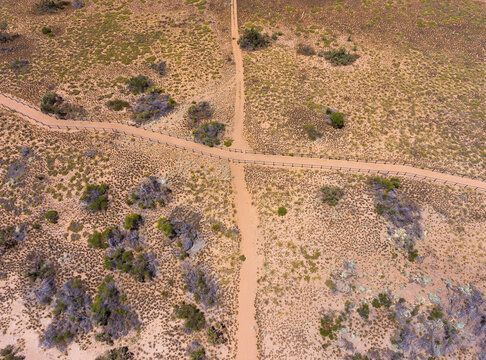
[192, 121, 225, 147]
[174, 303, 206, 331]
[277, 206, 287, 216]
[321, 185, 344, 206]
[126, 75, 151, 94]
[238, 27, 269, 50]
[372, 176, 400, 191]
[80, 184, 109, 212]
[41, 26, 53, 37]
[124, 213, 142, 230]
[428, 306, 443, 320]
[190, 348, 205, 360]
[322, 47, 358, 66]
[157, 218, 175, 237]
[40, 92, 68, 118]
[357, 303, 370, 320]
[319, 314, 343, 340]
[35, 0, 65, 14]
[106, 99, 129, 111]
[330, 112, 344, 129]
[45, 210, 59, 224]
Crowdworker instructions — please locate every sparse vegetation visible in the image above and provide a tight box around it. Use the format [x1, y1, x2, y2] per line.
[297, 43, 315, 56]
[321, 185, 344, 206]
[95, 347, 133, 360]
[303, 124, 322, 141]
[186, 101, 212, 127]
[0, 345, 24, 360]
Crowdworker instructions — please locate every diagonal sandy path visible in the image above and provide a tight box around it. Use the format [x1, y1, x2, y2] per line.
[1, 92, 485, 191]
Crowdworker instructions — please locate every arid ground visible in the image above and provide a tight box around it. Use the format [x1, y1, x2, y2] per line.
[0, 0, 485, 359]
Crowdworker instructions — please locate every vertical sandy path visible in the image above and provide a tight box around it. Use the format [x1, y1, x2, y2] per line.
[230, 0, 260, 359]
[230, 0, 248, 150]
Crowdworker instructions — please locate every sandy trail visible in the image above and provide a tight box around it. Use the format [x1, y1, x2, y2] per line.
[230, 0, 248, 150]
[230, 164, 261, 360]
[0, 93, 485, 191]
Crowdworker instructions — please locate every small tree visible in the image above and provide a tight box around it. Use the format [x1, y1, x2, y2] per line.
[126, 75, 151, 94]
[123, 213, 142, 230]
[174, 303, 206, 331]
[238, 27, 269, 50]
[330, 112, 344, 129]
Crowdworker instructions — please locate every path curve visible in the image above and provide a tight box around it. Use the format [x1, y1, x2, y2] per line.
[1, 93, 485, 192]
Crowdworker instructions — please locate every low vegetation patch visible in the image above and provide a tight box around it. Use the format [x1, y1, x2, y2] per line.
[238, 27, 269, 50]
[127, 176, 171, 209]
[321, 185, 344, 206]
[104, 248, 155, 282]
[174, 303, 206, 331]
[303, 124, 322, 141]
[95, 347, 133, 360]
[44, 210, 59, 224]
[80, 184, 109, 212]
[186, 101, 212, 128]
[0, 345, 24, 360]
[106, 99, 129, 111]
[35, 0, 66, 14]
[123, 213, 142, 230]
[91, 276, 139, 339]
[329, 112, 345, 129]
[321, 47, 358, 66]
[297, 43, 316, 56]
[192, 122, 225, 147]
[132, 91, 175, 124]
[126, 75, 151, 94]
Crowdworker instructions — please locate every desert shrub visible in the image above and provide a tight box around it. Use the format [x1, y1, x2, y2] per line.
[206, 325, 226, 345]
[104, 248, 155, 282]
[10, 59, 29, 71]
[43, 279, 92, 350]
[72, 0, 84, 9]
[321, 185, 344, 206]
[128, 176, 171, 209]
[95, 347, 133, 360]
[297, 43, 315, 56]
[94, 332, 113, 345]
[35, 0, 66, 14]
[192, 122, 225, 147]
[126, 75, 151, 94]
[357, 303, 370, 320]
[186, 102, 212, 127]
[0, 22, 14, 43]
[174, 303, 206, 331]
[182, 263, 217, 307]
[303, 124, 322, 141]
[190, 348, 206, 360]
[238, 27, 269, 50]
[157, 217, 176, 238]
[88, 227, 123, 249]
[0, 345, 24, 360]
[40, 92, 68, 118]
[80, 184, 109, 211]
[45, 210, 59, 224]
[428, 306, 443, 321]
[67, 221, 83, 233]
[330, 112, 344, 129]
[41, 26, 54, 37]
[91, 276, 139, 339]
[372, 176, 400, 191]
[0, 226, 24, 255]
[150, 61, 166, 76]
[277, 206, 287, 216]
[322, 47, 358, 66]
[408, 248, 419, 262]
[124, 213, 142, 230]
[24, 255, 55, 283]
[106, 99, 129, 111]
[132, 91, 175, 124]
[319, 313, 343, 340]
